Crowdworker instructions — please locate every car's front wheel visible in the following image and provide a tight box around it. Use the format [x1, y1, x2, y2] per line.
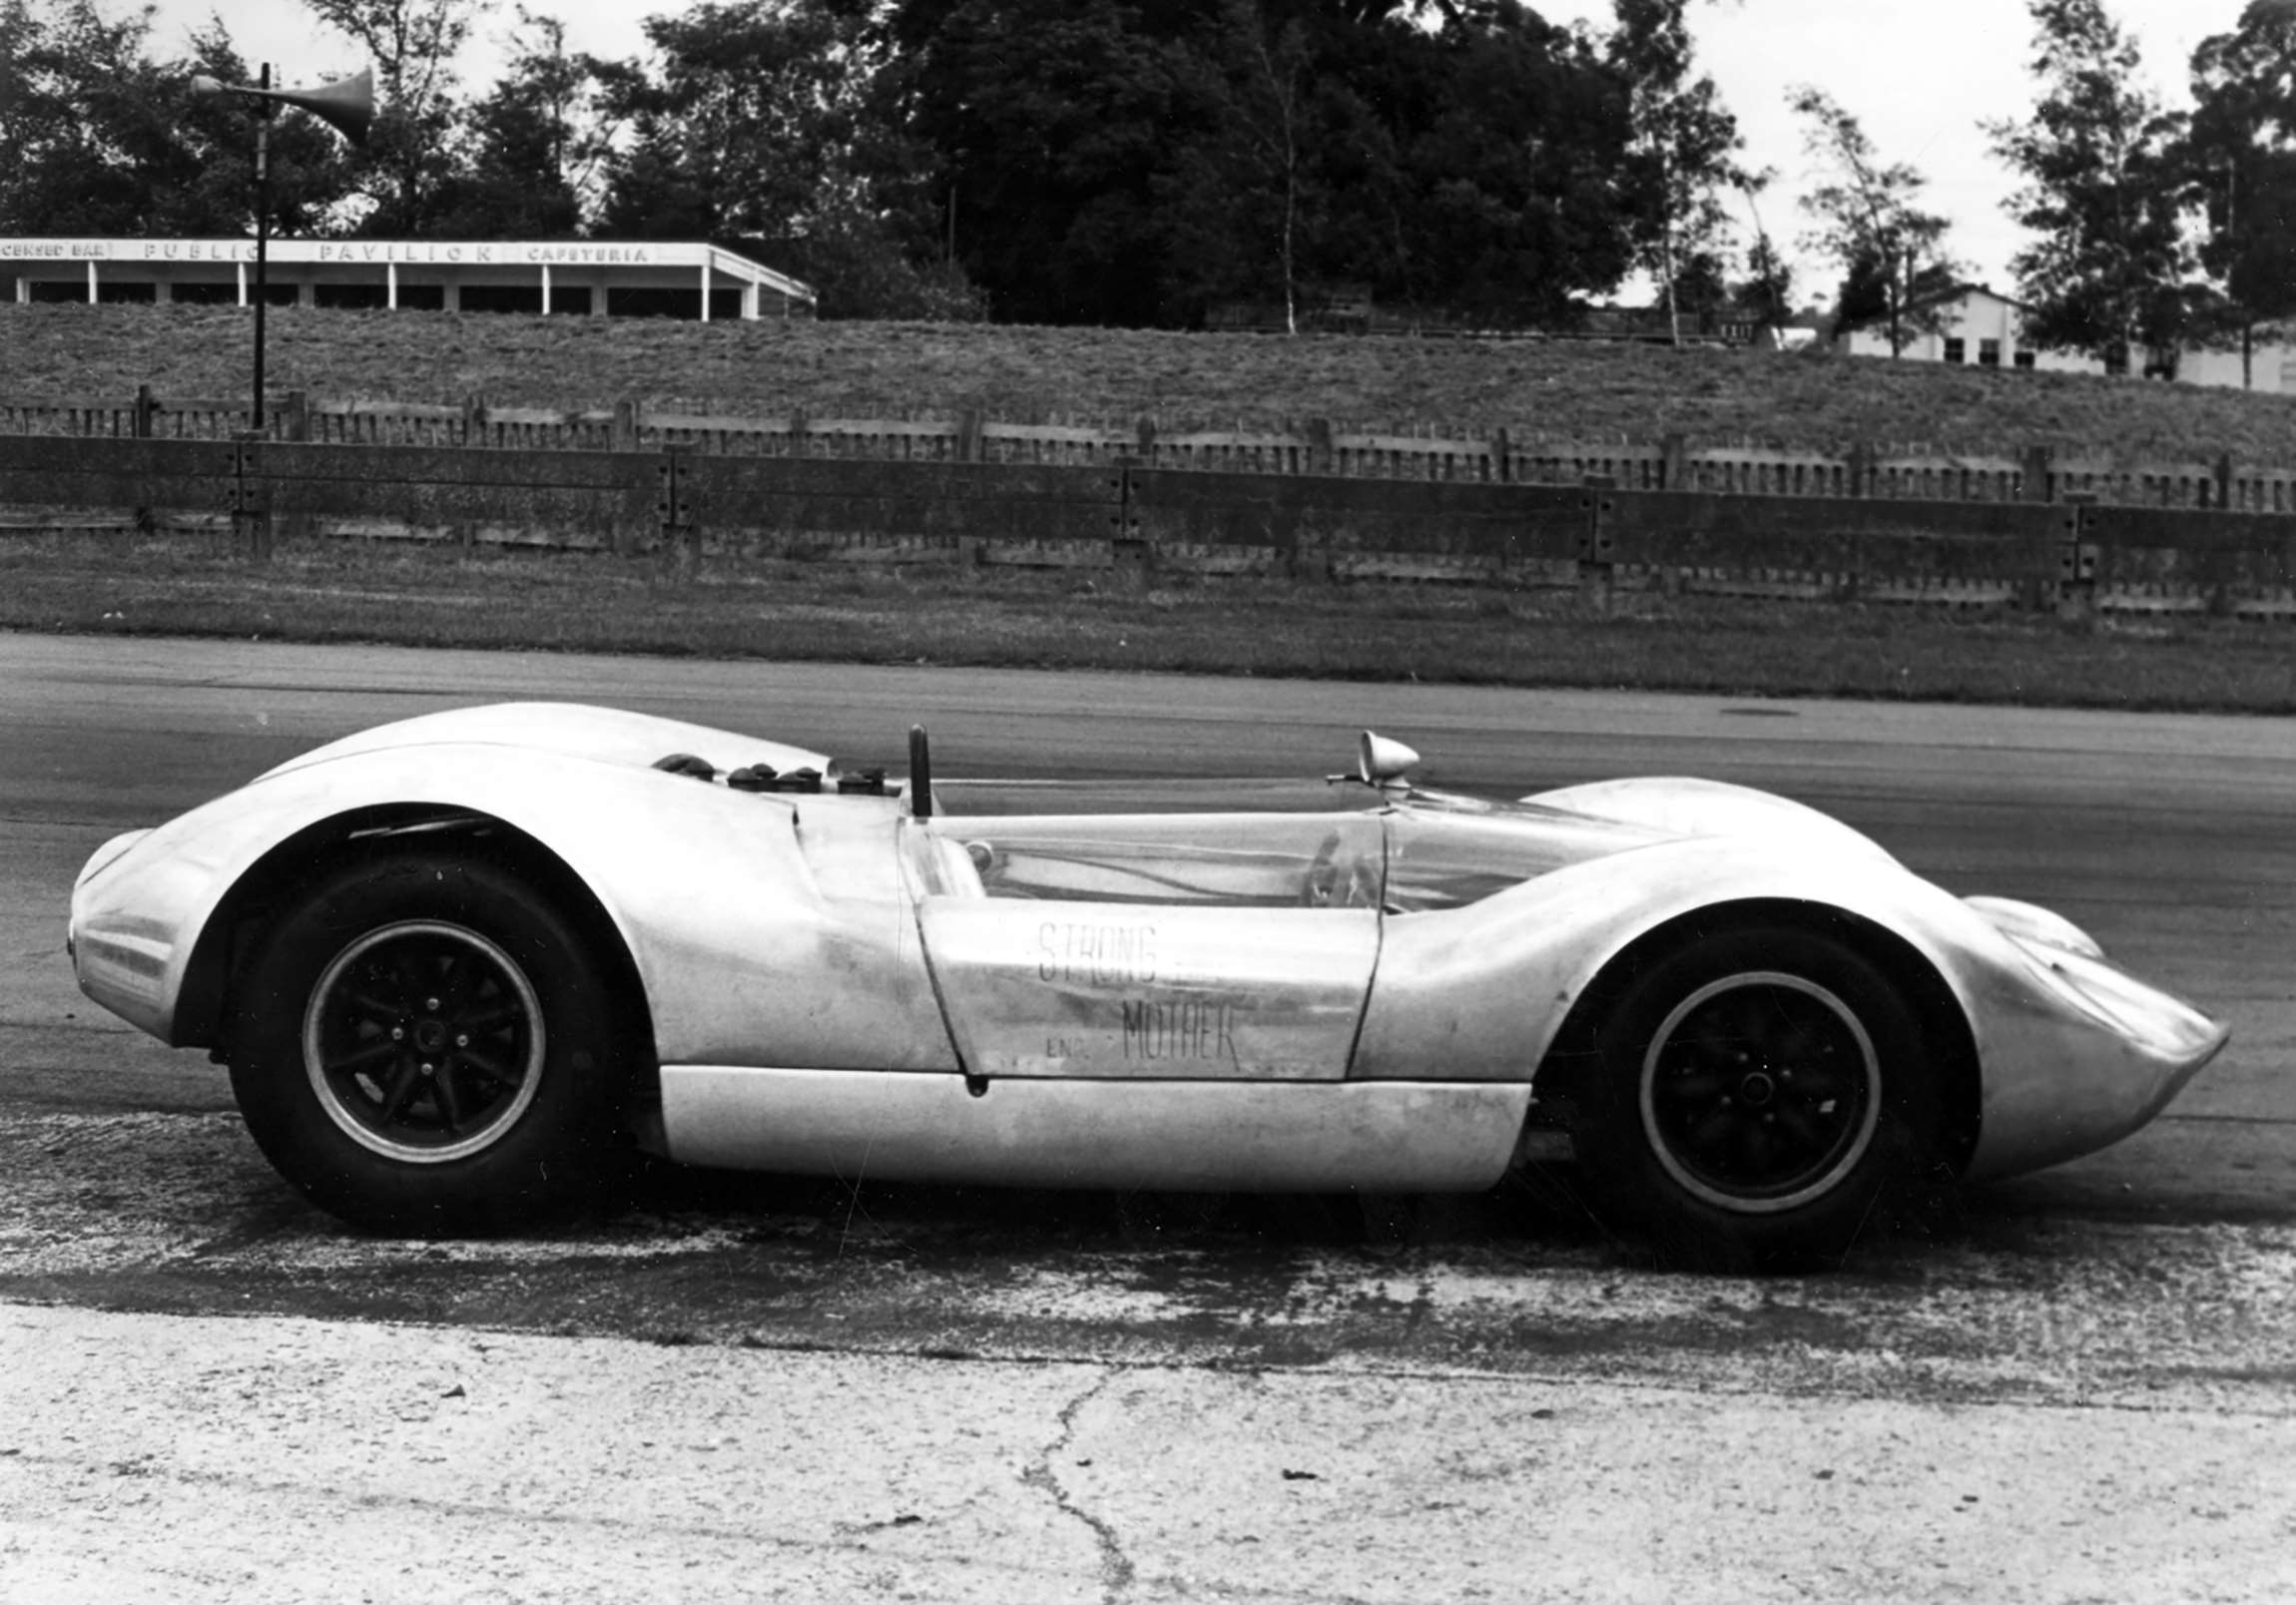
[1571, 923, 1943, 1273]
[225, 851, 632, 1234]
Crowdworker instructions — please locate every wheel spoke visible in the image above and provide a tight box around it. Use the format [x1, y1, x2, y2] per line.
[458, 1001, 524, 1033]
[1660, 1067, 1735, 1103]
[1733, 1120, 1770, 1177]
[1774, 1100, 1828, 1153]
[455, 1046, 518, 1091]
[1686, 1107, 1737, 1154]
[375, 1058, 424, 1123]
[326, 1039, 399, 1077]
[436, 951, 487, 1018]
[433, 1065, 465, 1132]
[342, 989, 403, 1026]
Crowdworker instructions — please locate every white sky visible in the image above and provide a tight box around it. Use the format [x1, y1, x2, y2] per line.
[147, 0, 2245, 303]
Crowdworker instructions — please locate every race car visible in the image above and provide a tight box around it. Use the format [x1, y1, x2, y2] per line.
[66, 702, 2226, 1271]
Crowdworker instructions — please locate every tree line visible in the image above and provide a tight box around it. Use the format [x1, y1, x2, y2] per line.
[3, 0, 2294, 375]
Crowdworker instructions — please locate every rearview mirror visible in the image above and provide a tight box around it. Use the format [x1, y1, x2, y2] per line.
[1357, 731, 1421, 789]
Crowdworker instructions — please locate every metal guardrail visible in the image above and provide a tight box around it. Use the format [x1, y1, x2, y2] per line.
[5, 388, 2294, 512]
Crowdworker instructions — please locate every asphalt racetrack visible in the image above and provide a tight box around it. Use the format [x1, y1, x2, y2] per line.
[4, 631, 2294, 1601]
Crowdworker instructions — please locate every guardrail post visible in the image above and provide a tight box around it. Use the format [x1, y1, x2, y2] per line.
[229, 431, 271, 562]
[1660, 432, 1689, 491]
[132, 385, 157, 536]
[658, 443, 696, 575]
[1579, 473, 1616, 611]
[2056, 493, 2098, 617]
[1491, 425, 1512, 485]
[957, 407, 983, 463]
[1110, 454, 1149, 581]
[2020, 444, 2054, 504]
[1307, 417, 1335, 476]
[611, 399, 639, 453]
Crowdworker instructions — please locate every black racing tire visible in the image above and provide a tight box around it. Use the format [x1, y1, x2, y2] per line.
[1570, 923, 1943, 1274]
[223, 851, 633, 1235]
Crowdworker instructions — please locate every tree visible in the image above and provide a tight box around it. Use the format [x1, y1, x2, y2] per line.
[1987, 0, 2192, 373]
[595, 0, 965, 317]
[1385, 2, 1636, 324]
[0, 0, 348, 238]
[886, 0, 1206, 324]
[1607, 0, 1744, 342]
[428, 8, 612, 238]
[1732, 172, 1794, 329]
[2178, 0, 2296, 385]
[299, 0, 485, 236]
[1161, 0, 1317, 331]
[889, 0, 1637, 327]
[1789, 85, 1958, 355]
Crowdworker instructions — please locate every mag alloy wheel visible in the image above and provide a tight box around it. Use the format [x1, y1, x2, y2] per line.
[1570, 922, 1944, 1273]
[1636, 970, 1884, 1215]
[302, 919, 547, 1163]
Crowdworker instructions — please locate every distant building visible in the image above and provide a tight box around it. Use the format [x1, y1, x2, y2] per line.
[1832, 279, 2296, 391]
[1834, 283, 2097, 375]
[0, 238, 815, 320]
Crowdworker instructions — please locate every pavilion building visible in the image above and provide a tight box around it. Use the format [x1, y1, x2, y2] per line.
[0, 238, 815, 320]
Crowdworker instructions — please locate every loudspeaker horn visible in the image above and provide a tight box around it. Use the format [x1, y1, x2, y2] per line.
[192, 67, 374, 147]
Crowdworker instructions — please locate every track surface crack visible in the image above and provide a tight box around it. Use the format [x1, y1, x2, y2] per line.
[1020, 1367, 1135, 1599]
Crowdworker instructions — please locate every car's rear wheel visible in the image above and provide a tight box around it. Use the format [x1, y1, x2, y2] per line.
[225, 851, 632, 1234]
[1570, 923, 1943, 1273]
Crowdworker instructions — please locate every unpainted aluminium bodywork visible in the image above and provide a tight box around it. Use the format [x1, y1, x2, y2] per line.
[68, 701, 2226, 1195]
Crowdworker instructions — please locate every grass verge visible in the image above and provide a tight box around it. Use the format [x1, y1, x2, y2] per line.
[8, 532, 2296, 714]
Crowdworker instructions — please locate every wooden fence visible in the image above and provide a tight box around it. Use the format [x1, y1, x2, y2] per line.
[4, 391, 2296, 614]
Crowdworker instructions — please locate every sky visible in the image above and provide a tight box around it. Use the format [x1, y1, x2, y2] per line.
[144, 0, 2251, 304]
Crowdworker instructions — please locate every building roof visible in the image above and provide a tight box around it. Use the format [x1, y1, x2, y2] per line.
[0, 238, 816, 304]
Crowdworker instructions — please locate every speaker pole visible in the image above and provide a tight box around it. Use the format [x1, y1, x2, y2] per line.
[253, 64, 272, 431]
[191, 64, 370, 437]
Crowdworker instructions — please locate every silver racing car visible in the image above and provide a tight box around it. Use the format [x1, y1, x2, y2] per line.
[67, 703, 2225, 1270]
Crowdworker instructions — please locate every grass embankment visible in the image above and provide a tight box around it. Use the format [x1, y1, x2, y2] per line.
[13, 301, 2296, 459]
[7, 302, 2296, 711]
[10, 533, 2296, 714]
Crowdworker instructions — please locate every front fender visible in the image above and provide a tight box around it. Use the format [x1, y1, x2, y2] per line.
[1350, 834, 2224, 1181]
[1519, 776, 1893, 859]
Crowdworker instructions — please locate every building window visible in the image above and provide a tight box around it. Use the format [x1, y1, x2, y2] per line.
[2014, 350, 2036, 370]
[1943, 337, 1966, 363]
[171, 282, 237, 305]
[1980, 338, 2002, 366]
